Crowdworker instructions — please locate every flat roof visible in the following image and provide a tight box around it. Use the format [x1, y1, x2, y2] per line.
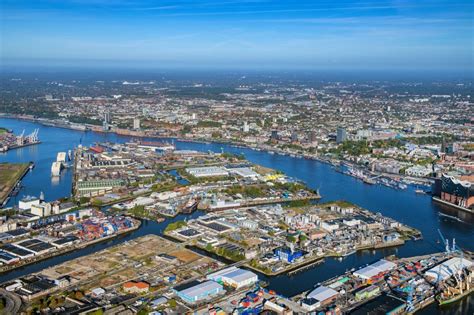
[353, 259, 396, 279]
[1, 244, 34, 257]
[307, 286, 339, 302]
[16, 239, 55, 253]
[6, 228, 29, 237]
[207, 267, 257, 283]
[425, 257, 473, 281]
[223, 269, 257, 282]
[52, 235, 79, 246]
[229, 167, 259, 177]
[177, 281, 222, 299]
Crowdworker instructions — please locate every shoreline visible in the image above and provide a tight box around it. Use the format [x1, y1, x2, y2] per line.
[0, 115, 434, 188]
[163, 230, 412, 277]
[0, 162, 31, 208]
[432, 196, 474, 215]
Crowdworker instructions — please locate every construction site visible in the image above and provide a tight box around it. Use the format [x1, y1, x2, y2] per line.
[1, 234, 225, 313]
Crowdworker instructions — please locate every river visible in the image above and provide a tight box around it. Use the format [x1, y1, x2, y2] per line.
[0, 117, 472, 314]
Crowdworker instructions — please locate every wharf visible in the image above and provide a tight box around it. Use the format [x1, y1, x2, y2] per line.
[0, 162, 31, 208]
[432, 196, 474, 214]
[7, 141, 41, 151]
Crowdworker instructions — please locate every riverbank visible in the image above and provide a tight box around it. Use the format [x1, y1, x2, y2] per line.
[0, 116, 472, 315]
[5, 141, 41, 152]
[432, 196, 474, 215]
[0, 163, 31, 207]
[1, 115, 433, 189]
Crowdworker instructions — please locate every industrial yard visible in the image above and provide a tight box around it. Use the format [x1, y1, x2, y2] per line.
[1, 234, 227, 313]
[0, 209, 139, 272]
[291, 251, 474, 314]
[165, 201, 421, 276]
[75, 141, 319, 219]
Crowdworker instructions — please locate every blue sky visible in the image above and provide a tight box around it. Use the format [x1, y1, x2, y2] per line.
[1, 0, 473, 72]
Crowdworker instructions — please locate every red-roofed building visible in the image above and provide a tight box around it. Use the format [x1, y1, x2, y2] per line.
[90, 146, 104, 154]
[122, 281, 150, 294]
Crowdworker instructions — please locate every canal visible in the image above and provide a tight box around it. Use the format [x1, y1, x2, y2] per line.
[0, 117, 473, 313]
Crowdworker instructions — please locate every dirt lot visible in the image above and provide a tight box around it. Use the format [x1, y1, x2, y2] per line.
[169, 249, 199, 263]
[37, 234, 222, 293]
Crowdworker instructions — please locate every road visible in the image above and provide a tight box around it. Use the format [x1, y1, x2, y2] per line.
[0, 288, 21, 314]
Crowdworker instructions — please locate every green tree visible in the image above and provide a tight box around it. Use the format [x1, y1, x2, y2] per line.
[168, 299, 177, 308]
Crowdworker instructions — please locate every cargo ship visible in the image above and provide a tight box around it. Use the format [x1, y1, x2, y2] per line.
[181, 198, 198, 214]
[438, 287, 473, 306]
[437, 268, 473, 306]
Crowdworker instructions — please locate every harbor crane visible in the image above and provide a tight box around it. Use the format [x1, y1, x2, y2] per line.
[437, 229, 468, 294]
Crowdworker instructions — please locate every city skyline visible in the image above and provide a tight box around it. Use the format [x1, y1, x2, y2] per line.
[1, 0, 473, 73]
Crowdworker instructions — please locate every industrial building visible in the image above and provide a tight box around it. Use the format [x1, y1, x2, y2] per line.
[174, 280, 223, 304]
[424, 257, 473, 281]
[186, 166, 229, 178]
[206, 267, 258, 288]
[354, 285, 380, 301]
[30, 203, 53, 217]
[353, 259, 397, 280]
[227, 167, 259, 179]
[305, 285, 339, 309]
[19, 196, 40, 211]
[122, 281, 150, 294]
[274, 247, 303, 263]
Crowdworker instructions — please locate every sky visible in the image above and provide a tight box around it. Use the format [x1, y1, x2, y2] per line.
[1, 0, 473, 73]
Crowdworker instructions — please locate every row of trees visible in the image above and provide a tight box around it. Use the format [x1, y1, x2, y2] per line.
[164, 220, 187, 232]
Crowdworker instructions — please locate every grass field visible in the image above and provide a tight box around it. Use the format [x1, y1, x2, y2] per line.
[0, 163, 29, 204]
[0, 127, 10, 134]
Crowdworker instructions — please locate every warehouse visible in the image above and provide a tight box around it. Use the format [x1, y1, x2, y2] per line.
[1, 244, 35, 259]
[186, 166, 228, 178]
[354, 285, 380, 301]
[51, 235, 79, 248]
[0, 250, 20, 264]
[228, 167, 259, 179]
[175, 280, 223, 303]
[424, 257, 473, 281]
[15, 239, 55, 255]
[306, 285, 339, 308]
[353, 259, 397, 280]
[207, 267, 258, 288]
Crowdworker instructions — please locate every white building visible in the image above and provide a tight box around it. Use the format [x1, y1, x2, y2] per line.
[228, 167, 259, 179]
[425, 257, 473, 281]
[30, 203, 52, 217]
[321, 221, 339, 233]
[353, 259, 397, 280]
[133, 118, 141, 130]
[207, 267, 258, 288]
[405, 165, 432, 177]
[19, 197, 40, 211]
[186, 166, 229, 178]
[243, 121, 250, 133]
